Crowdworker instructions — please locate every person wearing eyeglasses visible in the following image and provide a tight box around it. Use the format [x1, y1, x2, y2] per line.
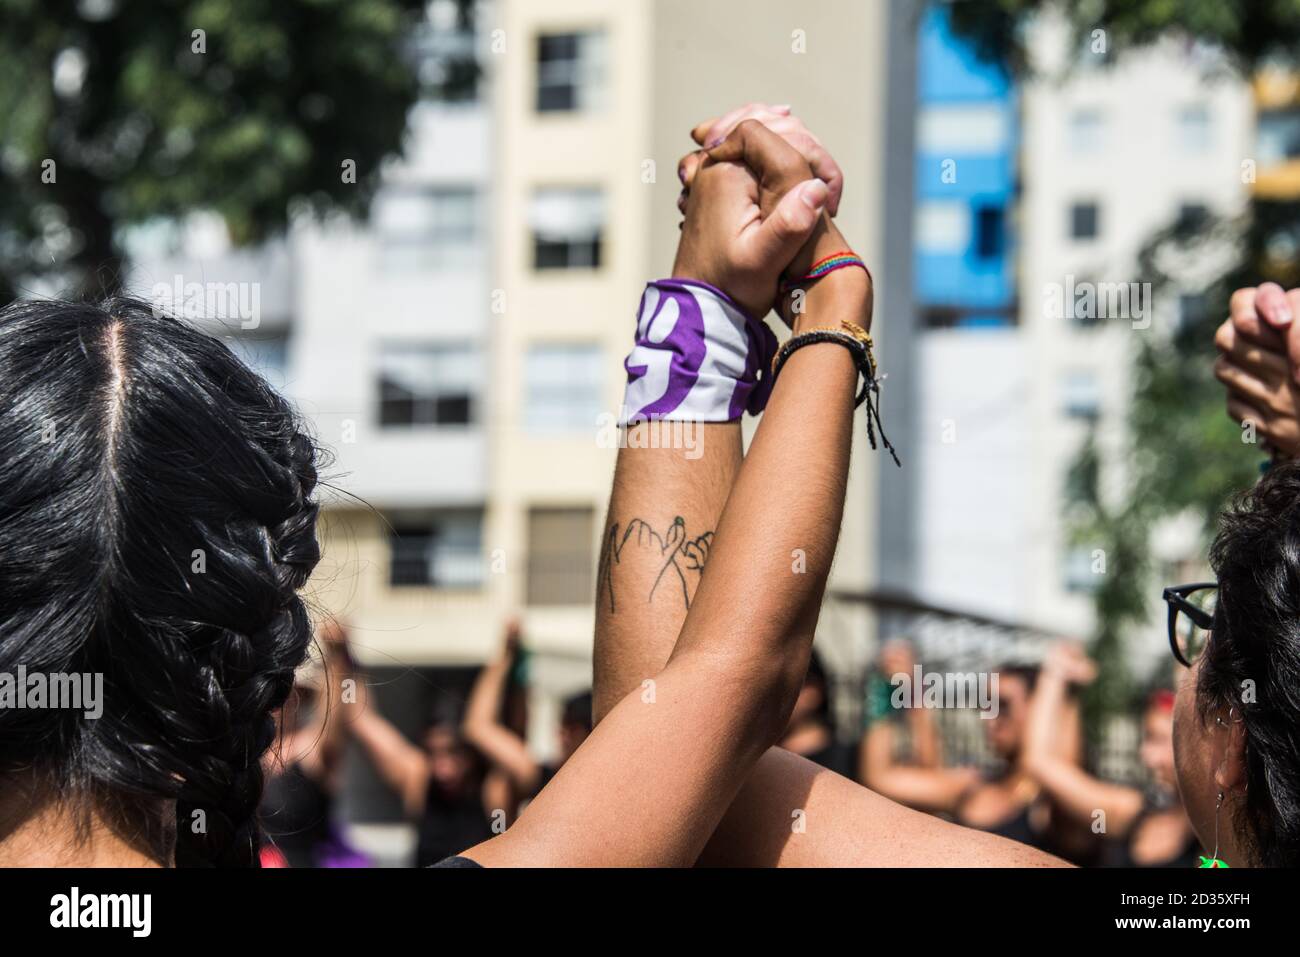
[1155, 467, 1300, 868]
[1199, 282, 1300, 867]
[1021, 644, 1199, 868]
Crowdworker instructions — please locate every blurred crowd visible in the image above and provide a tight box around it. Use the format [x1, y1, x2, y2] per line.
[260, 619, 1194, 868]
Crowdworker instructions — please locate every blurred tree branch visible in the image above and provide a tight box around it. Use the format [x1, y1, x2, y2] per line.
[945, 0, 1300, 735]
[947, 0, 1300, 76]
[0, 0, 478, 301]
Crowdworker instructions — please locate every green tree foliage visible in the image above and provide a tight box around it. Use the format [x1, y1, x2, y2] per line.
[0, 0, 477, 300]
[945, 0, 1300, 727]
[948, 0, 1300, 75]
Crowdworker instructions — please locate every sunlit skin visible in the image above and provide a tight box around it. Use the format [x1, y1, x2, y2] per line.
[1171, 653, 1248, 866]
[557, 721, 590, 763]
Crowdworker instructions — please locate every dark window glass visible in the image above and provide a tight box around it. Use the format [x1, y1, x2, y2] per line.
[1070, 202, 1099, 240]
[974, 206, 1003, 259]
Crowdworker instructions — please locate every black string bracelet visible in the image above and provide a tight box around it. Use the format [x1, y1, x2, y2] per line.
[771, 329, 902, 467]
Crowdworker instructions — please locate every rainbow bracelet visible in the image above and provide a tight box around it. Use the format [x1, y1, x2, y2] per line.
[781, 250, 870, 292]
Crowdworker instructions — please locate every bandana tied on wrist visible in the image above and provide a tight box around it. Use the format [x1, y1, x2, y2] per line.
[620, 279, 778, 425]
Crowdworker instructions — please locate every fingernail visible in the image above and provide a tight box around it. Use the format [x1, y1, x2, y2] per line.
[707, 137, 724, 149]
[772, 104, 792, 113]
[678, 166, 687, 184]
[1279, 306, 1294, 325]
[800, 179, 829, 211]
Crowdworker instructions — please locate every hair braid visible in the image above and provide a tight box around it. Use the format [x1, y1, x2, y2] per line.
[0, 297, 325, 867]
[175, 434, 322, 867]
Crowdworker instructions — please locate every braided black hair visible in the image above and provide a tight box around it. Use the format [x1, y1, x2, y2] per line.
[1201, 459, 1300, 867]
[0, 297, 322, 866]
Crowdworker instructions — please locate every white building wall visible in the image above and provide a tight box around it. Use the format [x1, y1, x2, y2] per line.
[913, 19, 1252, 667]
[915, 330, 1031, 621]
[1018, 20, 1252, 653]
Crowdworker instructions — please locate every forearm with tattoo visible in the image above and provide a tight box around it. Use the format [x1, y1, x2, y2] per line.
[596, 516, 714, 614]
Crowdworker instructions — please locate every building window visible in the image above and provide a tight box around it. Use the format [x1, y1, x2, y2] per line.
[1062, 371, 1100, 420]
[530, 187, 605, 270]
[1067, 108, 1104, 153]
[525, 344, 604, 432]
[377, 343, 482, 427]
[1177, 104, 1211, 153]
[973, 205, 1004, 259]
[412, 0, 479, 103]
[536, 31, 608, 113]
[1176, 202, 1210, 228]
[920, 306, 962, 329]
[1257, 108, 1300, 165]
[374, 187, 479, 272]
[1069, 201, 1099, 240]
[916, 103, 1008, 154]
[526, 507, 595, 606]
[388, 510, 484, 588]
[915, 200, 968, 255]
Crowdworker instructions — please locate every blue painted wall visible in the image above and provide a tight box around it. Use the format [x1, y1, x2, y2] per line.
[915, 4, 1017, 326]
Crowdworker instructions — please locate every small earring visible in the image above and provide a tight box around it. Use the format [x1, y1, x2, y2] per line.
[1198, 790, 1230, 868]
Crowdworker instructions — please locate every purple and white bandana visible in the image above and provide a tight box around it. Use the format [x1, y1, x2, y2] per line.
[619, 279, 779, 425]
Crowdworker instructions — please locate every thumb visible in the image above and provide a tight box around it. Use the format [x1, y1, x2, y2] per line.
[747, 178, 828, 269]
[1287, 292, 1300, 385]
[1257, 282, 1292, 329]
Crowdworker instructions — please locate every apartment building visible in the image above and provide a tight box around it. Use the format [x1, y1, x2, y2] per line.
[1018, 21, 1252, 662]
[903, 11, 1255, 681]
[908, 4, 1031, 625]
[127, 3, 917, 842]
[1252, 68, 1300, 200]
[489, 0, 919, 733]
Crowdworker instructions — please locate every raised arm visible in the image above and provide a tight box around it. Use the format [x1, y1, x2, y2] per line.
[587, 108, 1067, 868]
[462, 121, 843, 867]
[856, 642, 976, 813]
[350, 697, 429, 818]
[1022, 644, 1143, 836]
[296, 619, 355, 778]
[461, 619, 543, 797]
[859, 725, 980, 815]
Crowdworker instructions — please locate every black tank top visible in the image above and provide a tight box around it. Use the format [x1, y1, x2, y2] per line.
[414, 781, 494, 869]
[260, 762, 333, 868]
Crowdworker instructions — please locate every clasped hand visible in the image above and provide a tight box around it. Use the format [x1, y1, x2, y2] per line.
[670, 104, 867, 330]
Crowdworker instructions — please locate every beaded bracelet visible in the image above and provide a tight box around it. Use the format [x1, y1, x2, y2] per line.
[771, 320, 900, 466]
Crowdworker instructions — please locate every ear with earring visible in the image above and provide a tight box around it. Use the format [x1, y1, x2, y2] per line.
[1197, 790, 1230, 868]
[1198, 712, 1232, 868]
